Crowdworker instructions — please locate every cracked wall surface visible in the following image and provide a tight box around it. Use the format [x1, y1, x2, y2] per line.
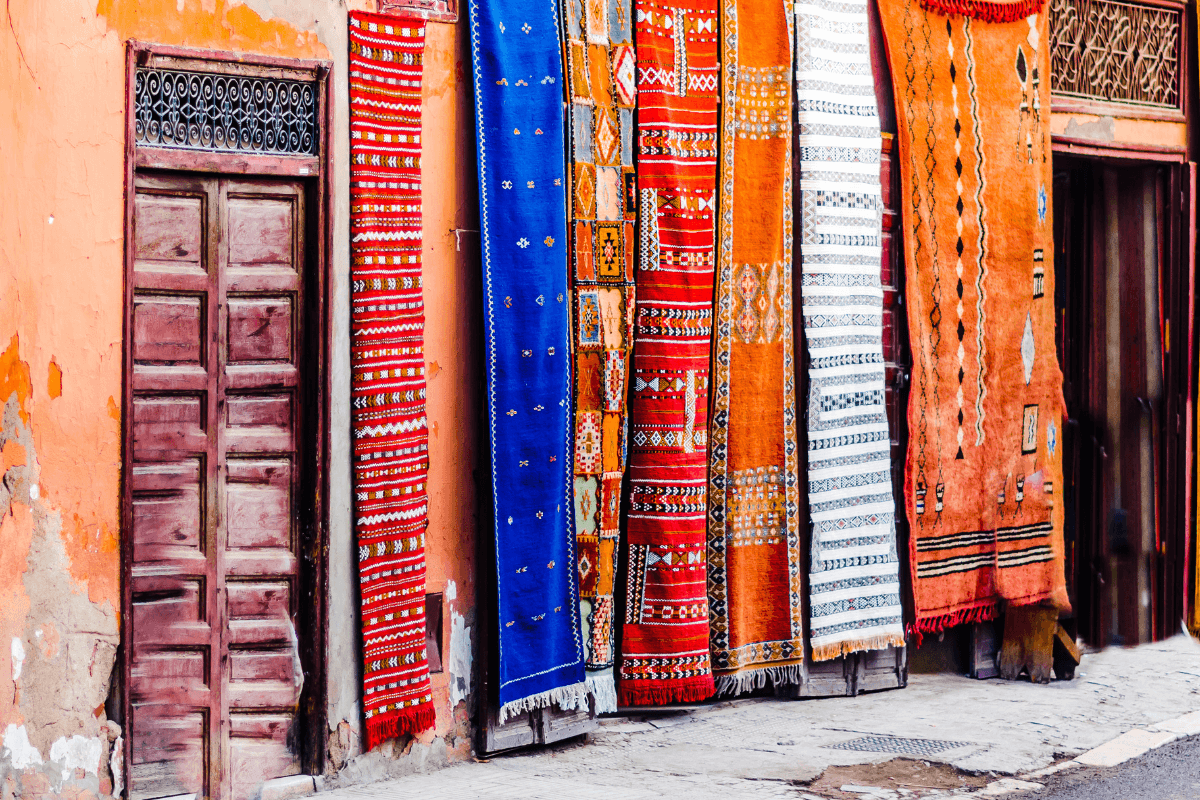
[2, 0, 479, 796]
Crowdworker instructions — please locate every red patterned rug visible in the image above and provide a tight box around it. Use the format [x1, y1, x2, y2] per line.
[617, 0, 719, 706]
[349, 11, 436, 747]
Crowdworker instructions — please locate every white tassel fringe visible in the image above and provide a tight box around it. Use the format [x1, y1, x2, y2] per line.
[556, 672, 617, 714]
[714, 663, 806, 697]
[498, 680, 590, 724]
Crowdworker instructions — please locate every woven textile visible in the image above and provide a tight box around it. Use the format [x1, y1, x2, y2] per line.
[795, 0, 906, 661]
[617, 0, 719, 707]
[468, 0, 588, 720]
[349, 12, 435, 746]
[708, 0, 804, 694]
[562, 0, 637, 715]
[878, 2, 1068, 634]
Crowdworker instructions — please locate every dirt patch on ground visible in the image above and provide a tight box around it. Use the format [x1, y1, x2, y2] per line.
[803, 758, 990, 797]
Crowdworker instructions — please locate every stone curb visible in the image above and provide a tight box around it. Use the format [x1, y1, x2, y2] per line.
[959, 710, 1200, 798]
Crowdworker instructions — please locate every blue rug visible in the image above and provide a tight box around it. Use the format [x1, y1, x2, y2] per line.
[468, 0, 587, 720]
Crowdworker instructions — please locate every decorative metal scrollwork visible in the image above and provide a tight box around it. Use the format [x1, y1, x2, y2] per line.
[135, 68, 318, 155]
[1049, 0, 1181, 112]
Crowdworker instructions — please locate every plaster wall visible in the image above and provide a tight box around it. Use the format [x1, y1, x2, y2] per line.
[0, 1, 480, 797]
[1049, 111, 1189, 151]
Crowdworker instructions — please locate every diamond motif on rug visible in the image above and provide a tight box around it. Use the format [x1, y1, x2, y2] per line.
[593, 107, 620, 166]
[612, 45, 637, 107]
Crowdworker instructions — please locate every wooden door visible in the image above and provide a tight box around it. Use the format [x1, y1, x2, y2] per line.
[128, 172, 309, 800]
[1155, 162, 1194, 641]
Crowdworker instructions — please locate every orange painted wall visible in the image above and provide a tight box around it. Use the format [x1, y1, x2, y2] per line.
[1, 0, 481, 789]
[413, 16, 482, 756]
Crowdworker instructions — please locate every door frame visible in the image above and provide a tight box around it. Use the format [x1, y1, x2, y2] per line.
[119, 41, 334, 790]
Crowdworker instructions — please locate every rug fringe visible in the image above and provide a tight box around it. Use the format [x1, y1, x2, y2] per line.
[557, 673, 618, 714]
[365, 702, 437, 750]
[588, 673, 618, 714]
[908, 602, 999, 646]
[499, 681, 590, 724]
[714, 663, 805, 697]
[811, 633, 908, 663]
[617, 675, 716, 707]
[918, 0, 1044, 23]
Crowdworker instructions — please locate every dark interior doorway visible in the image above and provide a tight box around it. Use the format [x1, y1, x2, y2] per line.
[1052, 153, 1194, 648]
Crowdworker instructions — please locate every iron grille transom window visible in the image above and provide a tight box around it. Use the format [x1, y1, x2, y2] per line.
[134, 67, 319, 155]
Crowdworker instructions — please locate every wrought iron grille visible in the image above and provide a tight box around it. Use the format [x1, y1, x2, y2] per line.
[1049, 0, 1181, 112]
[134, 67, 319, 155]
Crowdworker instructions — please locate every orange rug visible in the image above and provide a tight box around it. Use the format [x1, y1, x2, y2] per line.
[878, 1, 1070, 633]
[708, 0, 804, 693]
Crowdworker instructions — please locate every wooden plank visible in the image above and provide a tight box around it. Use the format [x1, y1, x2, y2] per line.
[136, 148, 320, 178]
[999, 605, 1057, 683]
[968, 620, 1000, 680]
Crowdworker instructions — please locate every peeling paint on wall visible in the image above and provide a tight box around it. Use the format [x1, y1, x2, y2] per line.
[47, 735, 103, 781]
[445, 581, 472, 709]
[2, 725, 43, 770]
[9, 640, 23, 683]
[0, 337, 120, 798]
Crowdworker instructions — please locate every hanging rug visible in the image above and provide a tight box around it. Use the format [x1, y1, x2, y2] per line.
[467, 0, 588, 720]
[561, 0, 638, 715]
[796, 0, 907, 662]
[349, 11, 436, 747]
[878, 1, 1069, 635]
[707, 0, 806, 695]
[617, 0, 719, 707]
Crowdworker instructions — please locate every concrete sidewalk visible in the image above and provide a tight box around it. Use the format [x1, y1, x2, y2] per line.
[312, 635, 1200, 799]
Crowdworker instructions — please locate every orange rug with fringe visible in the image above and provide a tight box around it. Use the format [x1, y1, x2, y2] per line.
[707, 0, 805, 694]
[879, 0, 1070, 635]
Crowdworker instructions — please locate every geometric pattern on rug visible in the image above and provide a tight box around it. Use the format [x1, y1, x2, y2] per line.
[796, 0, 906, 661]
[562, 0, 638, 715]
[349, 11, 436, 746]
[616, 0, 719, 707]
[707, 0, 805, 695]
[878, 2, 1069, 633]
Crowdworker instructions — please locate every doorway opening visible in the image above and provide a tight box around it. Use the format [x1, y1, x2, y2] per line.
[119, 45, 332, 800]
[1052, 153, 1194, 648]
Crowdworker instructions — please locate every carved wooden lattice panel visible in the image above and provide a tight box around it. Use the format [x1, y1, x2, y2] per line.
[1049, 0, 1183, 113]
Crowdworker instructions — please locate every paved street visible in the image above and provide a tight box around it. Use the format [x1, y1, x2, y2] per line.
[1009, 733, 1200, 800]
[312, 635, 1200, 799]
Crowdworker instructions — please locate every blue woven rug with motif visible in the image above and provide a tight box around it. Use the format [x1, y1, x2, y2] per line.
[468, 0, 587, 720]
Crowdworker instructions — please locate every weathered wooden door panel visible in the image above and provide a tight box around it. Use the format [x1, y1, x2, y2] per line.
[129, 173, 307, 800]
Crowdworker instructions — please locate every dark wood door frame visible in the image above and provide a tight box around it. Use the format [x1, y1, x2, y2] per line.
[120, 41, 334, 790]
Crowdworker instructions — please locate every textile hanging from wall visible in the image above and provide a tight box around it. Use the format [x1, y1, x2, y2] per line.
[878, 0, 1069, 634]
[348, 12, 436, 746]
[562, 0, 637, 715]
[467, 0, 588, 720]
[617, 0, 719, 707]
[795, 0, 906, 661]
[707, 0, 805, 694]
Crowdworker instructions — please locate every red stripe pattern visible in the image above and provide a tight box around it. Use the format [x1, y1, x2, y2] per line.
[617, 0, 719, 706]
[349, 11, 436, 747]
